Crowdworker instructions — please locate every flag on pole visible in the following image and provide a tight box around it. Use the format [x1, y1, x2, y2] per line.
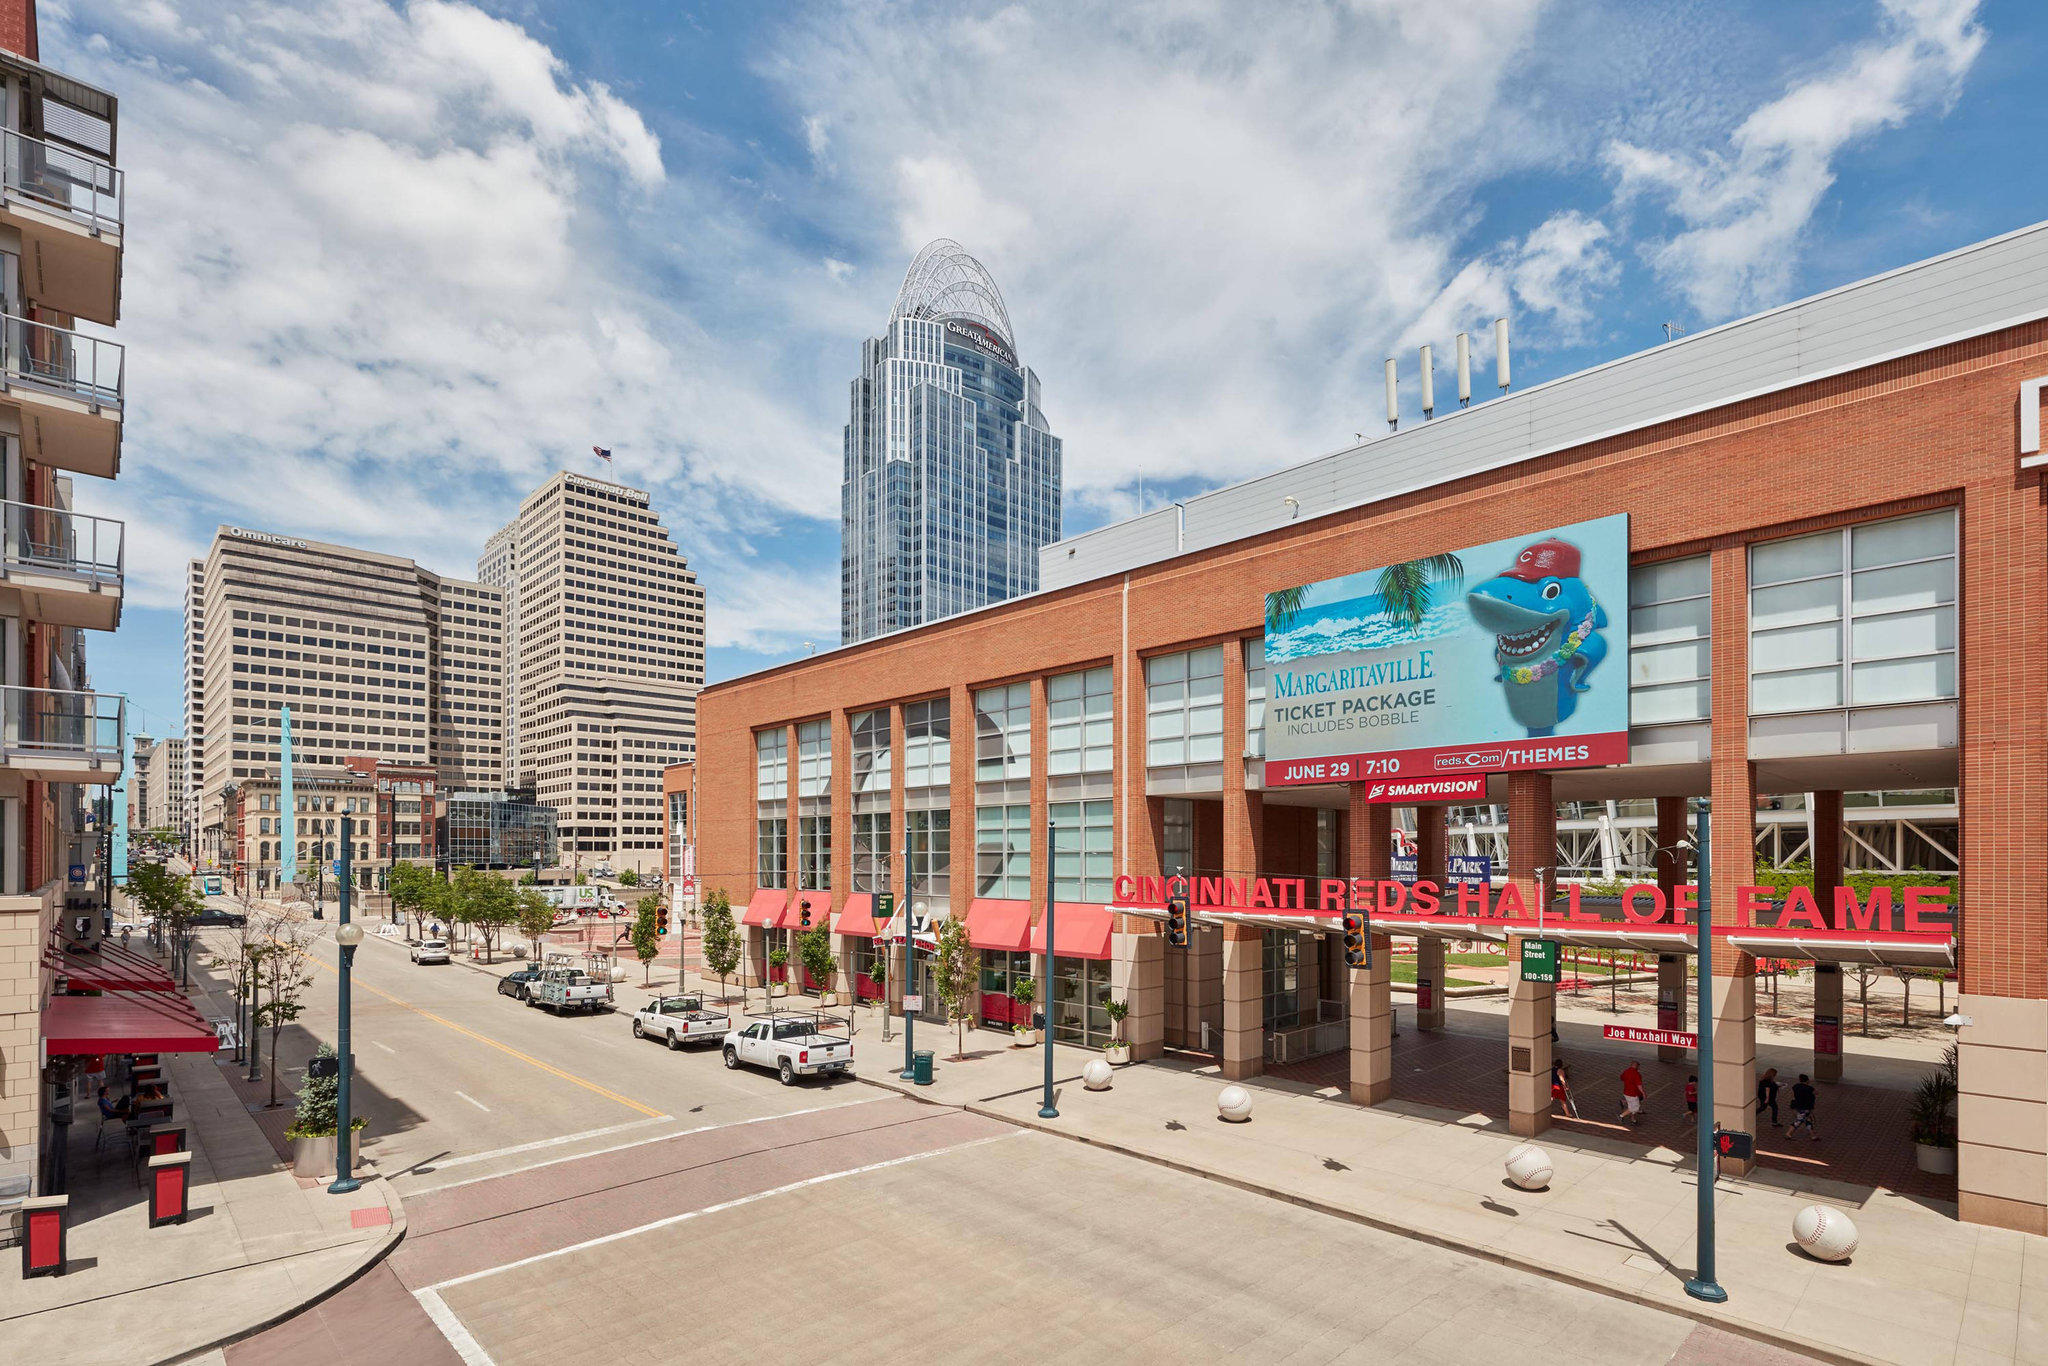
[592, 446, 613, 466]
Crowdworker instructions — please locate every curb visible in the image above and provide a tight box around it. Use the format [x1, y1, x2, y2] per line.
[156, 1168, 408, 1366]
[955, 1097, 1875, 1366]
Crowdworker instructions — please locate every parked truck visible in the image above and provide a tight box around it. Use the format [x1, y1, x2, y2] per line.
[721, 1012, 853, 1086]
[631, 994, 731, 1049]
[527, 966, 614, 1015]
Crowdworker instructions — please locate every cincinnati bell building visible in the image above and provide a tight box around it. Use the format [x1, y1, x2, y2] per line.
[840, 239, 1062, 643]
[682, 220, 2048, 1236]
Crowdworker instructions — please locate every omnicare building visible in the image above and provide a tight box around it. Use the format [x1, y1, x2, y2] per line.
[686, 221, 2048, 1235]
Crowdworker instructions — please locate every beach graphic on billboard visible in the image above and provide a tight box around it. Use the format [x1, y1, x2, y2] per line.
[1261, 513, 1629, 787]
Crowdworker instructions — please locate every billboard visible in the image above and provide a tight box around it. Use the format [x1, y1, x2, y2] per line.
[1262, 513, 1629, 787]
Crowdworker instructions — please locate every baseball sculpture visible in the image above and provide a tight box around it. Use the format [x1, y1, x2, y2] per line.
[1504, 1143, 1554, 1190]
[1082, 1058, 1114, 1091]
[1792, 1204, 1859, 1261]
[1217, 1084, 1253, 1122]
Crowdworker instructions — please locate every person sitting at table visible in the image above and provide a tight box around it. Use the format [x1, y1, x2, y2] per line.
[97, 1085, 132, 1120]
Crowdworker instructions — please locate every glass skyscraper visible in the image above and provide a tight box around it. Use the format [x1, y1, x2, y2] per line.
[841, 240, 1062, 643]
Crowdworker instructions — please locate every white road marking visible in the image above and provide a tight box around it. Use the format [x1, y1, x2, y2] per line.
[408, 1095, 894, 1195]
[417, 1287, 497, 1366]
[421, 1129, 1022, 1295]
[372, 1040, 397, 1054]
[454, 1091, 491, 1112]
[408, 1115, 674, 1180]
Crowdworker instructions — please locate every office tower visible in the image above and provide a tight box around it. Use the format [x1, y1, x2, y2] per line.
[141, 735, 187, 844]
[184, 559, 205, 853]
[483, 471, 703, 866]
[840, 238, 1062, 643]
[186, 528, 504, 864]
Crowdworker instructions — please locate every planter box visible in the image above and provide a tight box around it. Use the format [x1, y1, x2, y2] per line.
[290, 1128, 364, 1179]
[1104, 1045, 1132, 1066]
[1012, 1028, 1037, 1048]
[1915, 1142, 1957, 1176]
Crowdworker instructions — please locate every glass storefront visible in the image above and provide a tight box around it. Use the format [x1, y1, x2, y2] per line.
[979, 948, 1032, 1026]
[1051, 954, 1111, 1046]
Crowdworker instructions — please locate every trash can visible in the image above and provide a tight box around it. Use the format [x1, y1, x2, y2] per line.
[912, 1050, 934, 1086]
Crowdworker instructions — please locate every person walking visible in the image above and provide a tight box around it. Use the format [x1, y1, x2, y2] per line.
[1617, 1061, 1646, 1126]
[1685, 1074, 1698, 1117]
[1757, 1067, 1781, 1127]
[1787, 1073, 1818, 1139]
[1551, 1057, 1580, 1119]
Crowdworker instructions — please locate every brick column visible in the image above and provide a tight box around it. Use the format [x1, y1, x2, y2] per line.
[1506, 771, 1556, 1137]
[1708, 544, 1757, 1170]
[1810, 790, 1845, 1081]
[1347, 791, 1393, 1104]
[1112, 925, 1164, 1060]
[829, 709, 855, 1003]
[1414, 806, 1447, 1030]
[1654, 795, 1690, 1063]
[1220, 923, 1264, 1080]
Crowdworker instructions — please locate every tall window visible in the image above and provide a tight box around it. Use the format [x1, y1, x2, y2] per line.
[1750, 511, 1956, 714]
[975, 804, 1031, 899]
[797, 815, 831, 889]
[1262, 933, 1300, 1027]
[1162, 797, 1195, 878]
[903, 698, 950, 788]
[853, 812, 891, 894]
[796, 720, 831, 797]
[1315, 809, 1338, 878]
[756, 818, 787, 888]
[906, 809, 950, 906]
[1630, 556, 1711, 724]
[1146, 647, 1225, 767]
[755, 728, 787, 799]
[1244, 638, 1267, 757]
[851, 709, 891, 794]
[1047, 666, 1113, 774]
[974, 683, 1031, 781]
[1049, 799, 1113, 902]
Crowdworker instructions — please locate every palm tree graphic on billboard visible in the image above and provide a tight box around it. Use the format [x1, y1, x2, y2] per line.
[1266, 550, 1464, 640]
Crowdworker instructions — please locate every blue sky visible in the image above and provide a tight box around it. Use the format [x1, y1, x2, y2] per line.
[43, 0, 2043, 740]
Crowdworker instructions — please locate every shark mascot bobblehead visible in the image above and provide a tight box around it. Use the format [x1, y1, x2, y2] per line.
[1465, 537, 1609, 737]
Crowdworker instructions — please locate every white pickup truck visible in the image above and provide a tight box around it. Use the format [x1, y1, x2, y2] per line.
[722, 1014, 854, 1086]
[631, 995, 730, 1049]
[527, 968, 614, 1015]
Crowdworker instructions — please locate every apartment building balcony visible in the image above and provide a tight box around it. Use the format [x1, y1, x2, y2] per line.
[0, 314, 122, 477]
[0, 499, 120, 629]
[0, 684, 123, 784]
[0, 126, 121, 324]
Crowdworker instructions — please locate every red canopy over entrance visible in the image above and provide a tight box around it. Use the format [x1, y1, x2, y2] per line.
[835, 893, 879, 937]
[966, 899, 1033, 953]
[44, 940, 177, 992]
[741, 888, 788, 927]
[43, 991, 220, 1055]
[1029, 904, 1114, 961]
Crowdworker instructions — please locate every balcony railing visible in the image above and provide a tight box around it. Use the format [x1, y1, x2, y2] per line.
[0, 313, 122, 409]
[1, 683, 123, 761]
[0, 126, 121, 235]
[1, 499, 122, 585]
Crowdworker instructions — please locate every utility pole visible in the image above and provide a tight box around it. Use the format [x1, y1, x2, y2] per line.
[331, 815, 362, 1194]
[1685, 802, 1726, 1304]
[1040, 813, 1058, 1119]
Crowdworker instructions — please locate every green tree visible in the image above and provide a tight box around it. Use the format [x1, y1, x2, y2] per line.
[254, 913, 316, 1108]
[931, 915, 980, 1058]
[617, 868, 641, 887]
[515, 887, 556, 962]
[631, 894, 662, 986]
[700, 889, 741, 1008]
[455, 869, 517, 962]
[388, 862, 433, 939]
[797, 926, 836, 1000]
[127, 860, 206, 985]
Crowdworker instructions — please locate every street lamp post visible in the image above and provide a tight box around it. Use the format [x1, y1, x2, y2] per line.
[899, 898, 917, 1080]
[1039, 814, 1057, 1119]
[331, 815, 362, 1195]
[1684, 802, 1725, 1303]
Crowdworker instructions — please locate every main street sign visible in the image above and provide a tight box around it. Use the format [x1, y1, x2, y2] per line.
[1520, 938, 1559, 983]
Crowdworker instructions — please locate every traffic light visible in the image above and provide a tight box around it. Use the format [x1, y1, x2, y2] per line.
[799, 898, 813, 929]
[1166, 893, 1189, 947]
[1343, 913, 1367, 968]
[656, 904, 670, 935]
[1713, 1129, 1754, 1162]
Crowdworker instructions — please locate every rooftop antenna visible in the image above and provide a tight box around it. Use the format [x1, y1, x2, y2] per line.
[1494, 317, 1511, 393]
[1663, 321, 1687, 341]
[1384, 357, 1399, 432]
[1419, 344, 1435, 420]
[1456, 332, 1472, 407]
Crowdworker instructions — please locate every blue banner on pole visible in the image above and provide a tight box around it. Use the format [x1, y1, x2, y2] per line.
[1392, 852, 1492, 886]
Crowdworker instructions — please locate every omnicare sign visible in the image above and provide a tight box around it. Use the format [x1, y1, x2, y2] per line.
[1261, 513, 1630, 786]
[1110, 874, 1953, 942]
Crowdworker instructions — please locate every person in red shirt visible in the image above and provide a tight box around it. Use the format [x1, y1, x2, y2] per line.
[1684, 1074, 1698, 1116]
[1617, 1062, 1646, 1125]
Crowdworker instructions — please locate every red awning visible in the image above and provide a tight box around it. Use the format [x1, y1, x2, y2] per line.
[966, 899, 1033, 953]
[782, 890, 832, 931]
[43, 991, 220, 1055]
[44, 940, 177, 992]
[835, 893, 879, 938]
[1029, 904, 1115, 961]
[741, 888, 788, 928]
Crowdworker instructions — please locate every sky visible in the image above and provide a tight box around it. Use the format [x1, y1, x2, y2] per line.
[43, 0, 2044, 740]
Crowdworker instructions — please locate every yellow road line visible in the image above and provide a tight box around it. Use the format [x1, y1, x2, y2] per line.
[288, 938, 663, 1120]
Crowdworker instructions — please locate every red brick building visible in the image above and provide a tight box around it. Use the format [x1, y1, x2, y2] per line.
[683, 222, 2048, 1234]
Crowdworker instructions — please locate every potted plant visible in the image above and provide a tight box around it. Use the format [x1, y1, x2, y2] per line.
[1104, 998, 1131, 1065]
[1010, 977, 1038, 1047]
[767, 947, 790, 997]
[1911, 1058, 1958, 1175]
[284, 1045, 368, 1178]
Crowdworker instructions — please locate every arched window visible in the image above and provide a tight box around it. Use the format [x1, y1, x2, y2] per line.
[260, 841, 271, 862]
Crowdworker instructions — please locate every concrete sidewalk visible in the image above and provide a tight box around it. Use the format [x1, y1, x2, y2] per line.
[0, 990, 404, 1365]
[857, 1039, 2045, 1366]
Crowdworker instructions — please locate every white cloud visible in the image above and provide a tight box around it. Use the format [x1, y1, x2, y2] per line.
[1605, 0, 1986, 317]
